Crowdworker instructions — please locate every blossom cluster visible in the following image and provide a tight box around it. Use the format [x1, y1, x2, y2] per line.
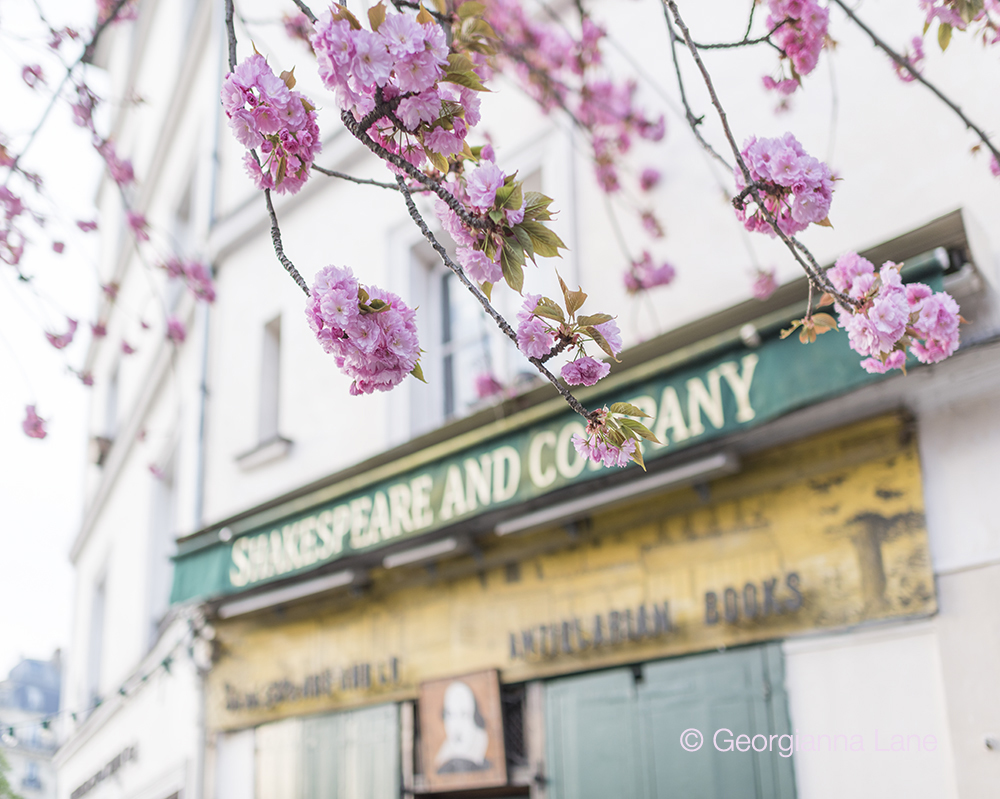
[763, 0, 829, 95]
[222, 54, 321, 195]
[623, 251, 676, 293]
[486, 0, 664, 196]
[920, 0, 1000, 45]
[22, 405, 46, 439]
[310, 4, 489, 176]
[570, 403, 657, 470]
[306, 265, 421, 395]
[162, 257, 217, 303]
[514, 292, 622, 388]
[734, 134, 834, 237]
[894, 36, 926, 82]
[827, 252, 961, 372]
[0, 185, 26, 266]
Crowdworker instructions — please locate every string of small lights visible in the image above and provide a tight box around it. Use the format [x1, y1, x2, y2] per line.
[0, 614, 214, 746]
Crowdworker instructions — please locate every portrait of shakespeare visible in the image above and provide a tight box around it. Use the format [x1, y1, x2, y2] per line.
[435, 680, 492, 774]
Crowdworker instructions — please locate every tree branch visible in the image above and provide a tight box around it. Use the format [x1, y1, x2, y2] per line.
[340, 109, 494, 232]
[829, 0, 1000, 164]
[393, 176, 593, 420]
[290, 0, 318, 24]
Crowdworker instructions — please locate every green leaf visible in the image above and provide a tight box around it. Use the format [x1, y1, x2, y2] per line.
[443, 70, 488, 92]
[511, 225, 535, 262]
[620, 418, 660, 443]
[630, 443, 647, 471]
[457, 1, 486, 19]
[523, 191, 555, 221]
[426, 149, 449, 173]
[367, 1, 386, 31]
[501, 241, 525, 293]
[416, 3, 435, 24]
[938, 21, 952, 50]
[585, 325, 619, 361]
[578, 313, 613, 327]
[558, 273, 587, 317]
[500, 181, 522, 211]
[488, 209, 504, 224]
[481, 281, 493, 302]
[275, 155, 287, 187]
[410, 360, 427, 383]
[610, 402, 651, 419]
[533, 296, 565, 322]
[462, 18, 497, 40]
[495, 183, 515, 208]
[279, 68, 296, 89]
[519, 221, 565, 258]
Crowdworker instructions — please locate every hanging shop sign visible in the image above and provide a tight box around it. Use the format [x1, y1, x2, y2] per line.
[172, 322, 903, 605]
[203, 417, 936, 730]
[419, 670, 507, 792]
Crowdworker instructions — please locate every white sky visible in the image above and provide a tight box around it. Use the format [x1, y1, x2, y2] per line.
[0, 0, 102, 678]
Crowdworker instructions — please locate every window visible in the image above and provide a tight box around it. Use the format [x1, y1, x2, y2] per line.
[408, 243, 524, 437]
[259, 316, 282, 444]
[147, 454, 176, 648]
[86, 577, 106, 708]
[21, 761, 41, 791]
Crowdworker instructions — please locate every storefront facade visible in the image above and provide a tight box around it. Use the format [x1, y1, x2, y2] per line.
[171, 248, 972, 799]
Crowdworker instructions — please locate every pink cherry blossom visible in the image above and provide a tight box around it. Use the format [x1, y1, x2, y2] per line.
[45, 318, 78, 350]
[166, 316, 186, 344]
[639, 168, 661, 191]
[624, 251, 675, 293]
[126, 211, 149, 241]
[475, 372, 504, 399]
[466, 162, 505, 209]
[21, 65, 44, 88]
[22, 405, 47, 439]
[457, 247, 502, 284]
[562, 356, 610, 386]
[752, 268, 778, 300]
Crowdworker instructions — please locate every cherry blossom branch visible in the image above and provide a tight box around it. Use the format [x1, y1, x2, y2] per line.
[339, 108, 494, 232]
[4, 0, 133, 185]
[663, 0, 852, 305]
[829, 0, 1000, 164]
[289, 0, 318, 24]
[393, 175, 594, 420]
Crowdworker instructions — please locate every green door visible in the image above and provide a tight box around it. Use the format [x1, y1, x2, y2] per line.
[545, 644, 796, 799]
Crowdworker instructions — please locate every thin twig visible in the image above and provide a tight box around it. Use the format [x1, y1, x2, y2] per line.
[829, 0, 1000, 164]
[663, 11, 732, 170]
[225, 0, 237, 71]
[394, 176, 593, 420]
[264, 189, 310, 297]
[310, 165, 402, 190]
[692, 18, 789, 50]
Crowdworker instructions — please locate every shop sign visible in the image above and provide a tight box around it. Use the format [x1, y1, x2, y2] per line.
[173, 325, 892, 605]
[203, 417, 935, 730]
[70, 745, 138, 799]
[223, 656, 400, 712]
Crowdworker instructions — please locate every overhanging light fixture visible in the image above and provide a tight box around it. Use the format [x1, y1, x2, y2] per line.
[382, 536, 463, 570]
[494, 451, 739, 537]
[217, 568, 357, 618]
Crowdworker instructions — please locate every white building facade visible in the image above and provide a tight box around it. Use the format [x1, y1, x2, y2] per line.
[56, 1, 1000, 798]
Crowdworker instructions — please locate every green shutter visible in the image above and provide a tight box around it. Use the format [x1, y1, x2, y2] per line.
[545, 644, 796, 799]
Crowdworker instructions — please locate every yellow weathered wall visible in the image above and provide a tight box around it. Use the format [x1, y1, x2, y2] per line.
[207, 414, 934, 731]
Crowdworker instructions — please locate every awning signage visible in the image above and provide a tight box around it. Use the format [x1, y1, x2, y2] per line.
[171, 322, 895, 605]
